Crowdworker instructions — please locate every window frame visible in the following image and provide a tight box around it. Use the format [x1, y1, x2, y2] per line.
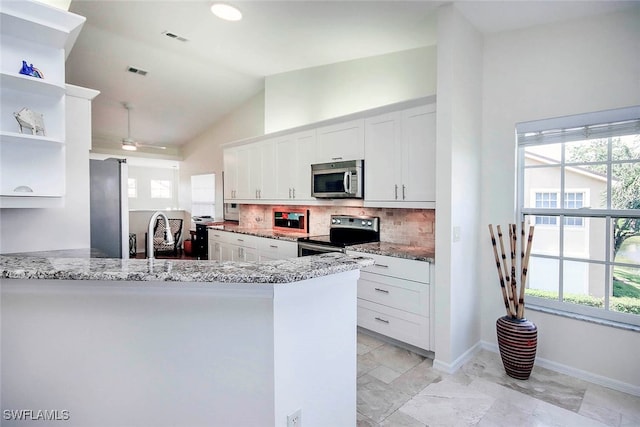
[516, 106, 640, 328]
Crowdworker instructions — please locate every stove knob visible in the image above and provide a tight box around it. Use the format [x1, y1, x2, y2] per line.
[331, 219, 336, 224]
[367, 221, 372, 226]
[361, 220, 366, 225]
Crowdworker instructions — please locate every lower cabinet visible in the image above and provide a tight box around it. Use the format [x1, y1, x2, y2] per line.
[208, 230, 297, 263]
[257, 238, 298, 262]
[348, 251, 432, 351]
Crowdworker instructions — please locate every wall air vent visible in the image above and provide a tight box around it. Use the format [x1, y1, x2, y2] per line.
[162, 31, 189, 42]
[126, 66, 148, 76]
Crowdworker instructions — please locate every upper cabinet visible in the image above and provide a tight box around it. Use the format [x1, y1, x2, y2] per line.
[365, 104, 436, 208]
[315, 119, 364, 163]
[274, 130, 315, 202]
[0, 0, 86, 208]
[222, 96, 436, 207]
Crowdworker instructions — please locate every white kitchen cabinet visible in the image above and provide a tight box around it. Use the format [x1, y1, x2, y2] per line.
[257, 238, 298, 262]
[224, 140, 275, 202]
[348, 251, 432, 350]
[223, 147, 238, 200]
[274, 130, 315, 201]
[208, 230, 258, 262]
[364, 103, 436, 207]
[0, 1, 85, 208]
[315, 119, 364, 163]
[208, 230, 295, 263]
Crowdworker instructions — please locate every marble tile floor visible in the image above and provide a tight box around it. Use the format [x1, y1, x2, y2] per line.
[356, 332, 640, 427]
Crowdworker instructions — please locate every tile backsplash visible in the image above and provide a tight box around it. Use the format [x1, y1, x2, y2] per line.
[239, 204, 435, 249]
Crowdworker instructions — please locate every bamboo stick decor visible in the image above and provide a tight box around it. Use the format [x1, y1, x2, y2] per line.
[488, 222, 535, 320]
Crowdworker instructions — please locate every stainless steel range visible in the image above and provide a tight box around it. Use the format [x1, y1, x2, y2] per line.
[298, 215, 380, 256]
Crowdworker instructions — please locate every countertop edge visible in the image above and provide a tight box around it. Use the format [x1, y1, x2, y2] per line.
[0, 253, 374, 284]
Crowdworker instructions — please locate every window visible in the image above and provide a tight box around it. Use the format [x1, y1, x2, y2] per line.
[127, 178, 137, 198]
[190, 174, 215, 218]
[150, 180, 172, 199]
[517, 106, 640, 327]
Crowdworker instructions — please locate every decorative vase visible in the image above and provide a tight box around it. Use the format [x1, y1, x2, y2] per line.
[496, 316, 538, 380]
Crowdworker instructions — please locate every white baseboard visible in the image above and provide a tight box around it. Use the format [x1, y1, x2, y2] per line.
[480, 340, 640, 397]
[433, 341, 482, 374]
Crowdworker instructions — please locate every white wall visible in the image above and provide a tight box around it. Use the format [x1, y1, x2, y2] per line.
[0, 87, 98, 254]
[179, 91, 265, 225]
[480, 7, 640, 390]
[128, 165, 180, 211]
[264, 46, 437, 132]
[433, 4, 483, 371]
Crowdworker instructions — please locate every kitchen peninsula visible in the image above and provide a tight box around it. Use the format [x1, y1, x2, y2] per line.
[1, 252, 373, 427]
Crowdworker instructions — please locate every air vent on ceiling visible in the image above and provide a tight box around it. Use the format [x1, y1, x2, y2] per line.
[126, 66, 148, 76]
[162, 31, 189, 42]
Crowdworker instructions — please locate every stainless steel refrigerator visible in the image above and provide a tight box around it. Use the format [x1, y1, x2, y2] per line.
[90, 158, 129, 258]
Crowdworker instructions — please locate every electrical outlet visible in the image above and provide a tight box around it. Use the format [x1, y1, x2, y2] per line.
[287, 409, 302, 427]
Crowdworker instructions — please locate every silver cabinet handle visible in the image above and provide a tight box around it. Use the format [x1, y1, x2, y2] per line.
[374, 288, 389, 294]
[13, 185, 34, 193]
[292, 188, 295, 198]
[289, 188, 292, 199]
[237, 238, 244, 242]
[331, 157, 343, 161]
[402, 184, 406, 200]
[374, 263, 389, 269]
[269, 245, 278, 248]
[374, 317, 389, 324]
[394, 184, 398, 200]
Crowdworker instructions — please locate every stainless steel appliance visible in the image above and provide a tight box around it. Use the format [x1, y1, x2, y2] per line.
[224, 202, 239, 221]
[89, 158, 130, 258]
[298, 215, 379, 256]
[273, 208, 308, 232]
[311, 159, 363, 199]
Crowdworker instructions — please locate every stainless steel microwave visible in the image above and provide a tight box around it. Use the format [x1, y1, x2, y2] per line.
[311, 160, 363, 199]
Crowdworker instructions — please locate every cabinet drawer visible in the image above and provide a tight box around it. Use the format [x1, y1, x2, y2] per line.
[358, 253, 429, 284]
[257, 238, 297, 253]
[357, 299, 429, 350]
[208, 230, 258, 248]
[358, 273, 429, 317]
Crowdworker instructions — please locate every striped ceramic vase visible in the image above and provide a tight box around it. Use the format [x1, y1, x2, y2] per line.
[496, 316, 538, 380]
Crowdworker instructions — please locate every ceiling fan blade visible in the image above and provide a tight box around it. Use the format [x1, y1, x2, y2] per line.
[136, 143, 167, 150]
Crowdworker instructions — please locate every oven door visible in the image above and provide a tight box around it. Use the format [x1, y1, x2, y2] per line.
[298, 242, 346, 257]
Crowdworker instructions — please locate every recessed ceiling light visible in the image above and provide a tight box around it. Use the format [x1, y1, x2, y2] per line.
[210, 3, 242, 21]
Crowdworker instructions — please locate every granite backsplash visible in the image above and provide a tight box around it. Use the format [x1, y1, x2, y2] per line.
[238, 204, 435, 249]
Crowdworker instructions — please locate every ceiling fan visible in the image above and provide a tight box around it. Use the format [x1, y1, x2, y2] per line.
[121, 102, 166, 151]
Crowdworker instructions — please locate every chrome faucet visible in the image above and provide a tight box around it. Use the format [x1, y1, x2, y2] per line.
[147, 211, 175, 260]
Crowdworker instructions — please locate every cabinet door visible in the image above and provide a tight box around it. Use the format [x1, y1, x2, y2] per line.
[315, 119, 364, 163]
[292, 131, 315, 201]
[223, 148, 237, 200]
[208, 241, 223, 261]
[401, 105, 436, 202]
[274, 136, 297, 200]
[364, 111, 402, 202]
[274, 130, 315, 201]
[259, 139, 276, 200]
[235, 145, 252, 199]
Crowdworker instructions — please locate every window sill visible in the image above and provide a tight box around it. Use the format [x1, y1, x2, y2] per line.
[527, 304, 640, 333]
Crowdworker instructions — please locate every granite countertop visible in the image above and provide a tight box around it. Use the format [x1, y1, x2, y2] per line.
[0, 252, 373, 284]
[349, 242, 435, 263]
[207, 224, 309, 241]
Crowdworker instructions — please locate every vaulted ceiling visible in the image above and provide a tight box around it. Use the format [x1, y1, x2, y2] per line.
[64, 1, 635, 154]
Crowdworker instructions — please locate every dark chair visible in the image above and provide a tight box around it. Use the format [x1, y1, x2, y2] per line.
[144, 218, 183, 258]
